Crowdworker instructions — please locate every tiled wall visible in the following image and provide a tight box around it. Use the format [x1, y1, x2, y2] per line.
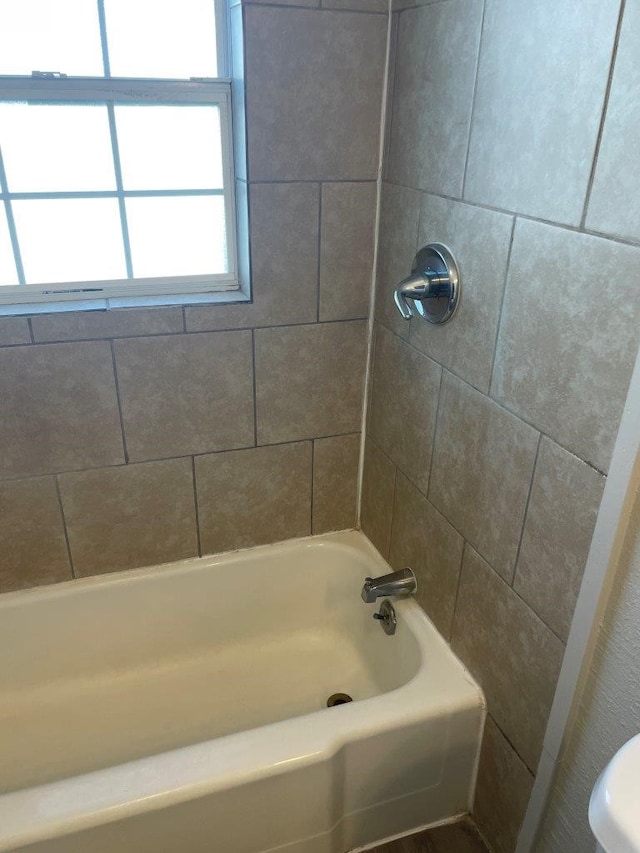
[0, 0, 387, 594]
[362, 1, 640, 851]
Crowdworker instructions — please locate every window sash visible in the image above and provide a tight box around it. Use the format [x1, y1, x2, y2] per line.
[0, 76, 238, 306]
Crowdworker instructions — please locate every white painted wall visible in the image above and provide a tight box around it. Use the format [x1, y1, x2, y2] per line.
[534, 489, 640, 851]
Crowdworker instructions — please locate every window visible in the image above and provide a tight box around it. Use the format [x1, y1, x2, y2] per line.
[0, 0, 242, 310]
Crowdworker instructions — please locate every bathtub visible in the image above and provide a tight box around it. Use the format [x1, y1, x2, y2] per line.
[0, 531, 484, 853]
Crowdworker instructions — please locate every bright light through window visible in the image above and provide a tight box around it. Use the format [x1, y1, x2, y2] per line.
[0, 0, 237, 305]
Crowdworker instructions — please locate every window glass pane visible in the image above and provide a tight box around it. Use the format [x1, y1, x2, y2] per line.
[116, 105, 222, 191]
[104, 0, 218, 78]
[13, 199, 126, 285]
[127, 195, 226, 278]
[0, 208, 18, 286]
[0, 1, 103, 76]
[0, 104, 116, 193]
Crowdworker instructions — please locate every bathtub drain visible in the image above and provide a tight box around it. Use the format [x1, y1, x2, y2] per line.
[327, 693, 353, 707]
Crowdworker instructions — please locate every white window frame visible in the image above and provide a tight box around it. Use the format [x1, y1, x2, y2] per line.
[0, 0, 242, 310]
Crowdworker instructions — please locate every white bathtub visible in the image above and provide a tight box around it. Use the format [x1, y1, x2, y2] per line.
[0, 531, 484, 853]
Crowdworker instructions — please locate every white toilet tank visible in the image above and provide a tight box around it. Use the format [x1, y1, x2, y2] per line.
[589, 733, 640, 853]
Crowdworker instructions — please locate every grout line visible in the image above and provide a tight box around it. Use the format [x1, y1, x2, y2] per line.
[191, 456, 203, 557]
[316, 183, 323, 322]
[181, 306, 187, 333]
[243, 1, 388, 15]
[510, 433, 543, 587]
[450, 540, 468, 642]
[310, 439, 316, 534]
[386, 462, 401, 559]
[383, 177, 640, 250]
[54, 475, 76, 580]
[487, 215, 517, 393]
[461, 0, 487, 197]
[0, 433, 365, 487]
[384, 465, 398, 560]
[26, 317, 35, 343]
[251, 329, 258, 446]
[247, 178, 379, 186]
[357, 0, 395, 526]
[425, 367, 445, 499]
[489, 712, 537, 778]
[9, 317, 368, 347]
[110, 340, 129, 463]
[580, 0, 627, 228]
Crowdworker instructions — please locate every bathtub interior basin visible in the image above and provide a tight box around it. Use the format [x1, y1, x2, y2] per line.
[0, 530, 485, 853]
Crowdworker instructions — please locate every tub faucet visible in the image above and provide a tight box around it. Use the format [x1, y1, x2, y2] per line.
[361, 568, 417, 603]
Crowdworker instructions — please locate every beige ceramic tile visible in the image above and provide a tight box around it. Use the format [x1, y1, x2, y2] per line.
[411, 196, 514, 393]
[452, 547, 565, 771]
[464, 0, 619, 224]
[424, 817, 490, 853]
[0, 341, 124, 479]
[386, 0, 483, 195]
[374, 182, 422, 339]
[313, 434, 360, 534]
[196, 442, 312, 554]
[369, 323, 441, 495]
[245, 7, 386, 180]
[185, 183, 319, 331]
[59, 458, 198, 577]
[381, 16, 399, 177]
[0, 477, 72, 593]
[587, 0, 640, 241]
[491, 219, 640, 473]
[360, 438, 396, 559]
[115, 331, 254, 461]
[389, 473, 464, 638]
[31, 307, 183, 342]
[255, 321, 367, 444]
[514, 437, 605, 642]
[0, 317, 30, 346]
[319, 182, 377, 322]
[430, 372, 539, 581]
[473, 716, 534, 853]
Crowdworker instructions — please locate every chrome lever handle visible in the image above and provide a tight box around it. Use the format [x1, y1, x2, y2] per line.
[392, 243, 461, 325]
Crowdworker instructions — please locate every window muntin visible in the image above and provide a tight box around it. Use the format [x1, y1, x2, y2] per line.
[0, 1, 236, 308]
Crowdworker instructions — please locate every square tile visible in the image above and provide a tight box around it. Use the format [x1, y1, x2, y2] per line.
[196, 442, 312, 554]
[464, 0, 619, 224]
[59, 458, 198, 577]
[369, 323, 441, 495]
[491, 219, 640, 472]
[386, 0, 483, 195]
[0, 318, 30, 346]
[0, 341, 124, 479]
[452, 546, 565, 771]
[186, 183, 319, 331]
[245, 7, 386, 180]
[361, 438, 396, 559]
[255, 321, 367, 444]
[31, 308, 183, 342]
[319, 182, 377, 322]
[586, 0, 640, 241]
[411, 196, 513, 393]
[514, 437, 605, 641]
[430, 373, 539, 581]
[0, 477, 71, 592]
[473, 716, 534, 853]
[389, 473, 464, 638]
[313, 433, 360, 534]
[115, 331, 255, 460]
